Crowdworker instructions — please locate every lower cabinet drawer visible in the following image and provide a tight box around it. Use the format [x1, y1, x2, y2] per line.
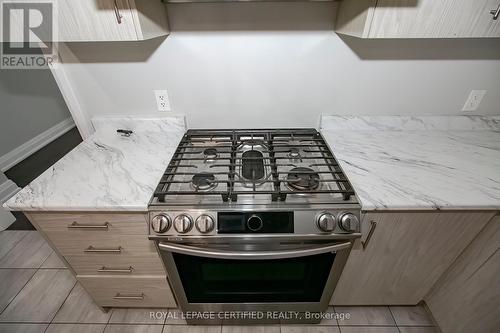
[78, 275, 177, 308]
[46, 233, 157, 257]
[66, 254, 165, 276]
[27, 212, 148, 235]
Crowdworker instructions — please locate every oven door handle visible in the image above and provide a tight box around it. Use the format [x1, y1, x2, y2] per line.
[158, 241, 351, 260]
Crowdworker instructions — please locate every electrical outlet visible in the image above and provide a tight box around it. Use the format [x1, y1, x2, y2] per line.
[154, 89, 171, 112]
[462, 90, 486, 112]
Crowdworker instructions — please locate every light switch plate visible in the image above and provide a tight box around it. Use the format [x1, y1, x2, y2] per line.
[154, 89, 171, 112]
[462, 90, 487, 112]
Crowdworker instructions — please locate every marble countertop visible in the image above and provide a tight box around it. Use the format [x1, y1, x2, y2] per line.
[5, 114, 500, 212]
[3, 116, 186, 212]
[321, 115, 500, 211]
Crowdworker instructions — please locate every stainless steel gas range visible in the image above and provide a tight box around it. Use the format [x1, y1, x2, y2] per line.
[148, 128, 361, 324]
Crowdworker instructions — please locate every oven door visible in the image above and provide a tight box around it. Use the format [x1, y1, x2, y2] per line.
[157, 238, 352, 313]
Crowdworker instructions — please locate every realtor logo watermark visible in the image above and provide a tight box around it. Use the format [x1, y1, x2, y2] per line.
[1, 0, 58, 69]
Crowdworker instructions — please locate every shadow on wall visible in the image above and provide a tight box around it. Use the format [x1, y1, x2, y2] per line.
[166, 2, 336, 31]
[59, 2, 336, 64]
[338, 35, 500, 60]
[60, 36, 167, 63]
[60, 2, 500, 65]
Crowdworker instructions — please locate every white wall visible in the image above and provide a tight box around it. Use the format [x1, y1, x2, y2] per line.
[0, 68, 73, 156]
[58, 3, 500, 129]
[0, 59, 73, 229]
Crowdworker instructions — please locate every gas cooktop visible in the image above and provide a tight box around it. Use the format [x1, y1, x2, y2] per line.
[149, 128, 358, 208]
[148, 129, 361, 322]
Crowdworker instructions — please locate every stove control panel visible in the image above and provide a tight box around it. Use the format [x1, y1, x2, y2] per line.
[151, 214, 171, 233]
[149, 211, 218, 236]
[195, 215, 215, 233]
[338, 212, 360, 232]
[173, 214, 193, 234]
[317, 212, 336, 232]
[149, 209, 361, 236]
[218, 212, 293, 234]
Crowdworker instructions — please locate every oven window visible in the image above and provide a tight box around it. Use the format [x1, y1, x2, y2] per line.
[173, 252, 335, 303]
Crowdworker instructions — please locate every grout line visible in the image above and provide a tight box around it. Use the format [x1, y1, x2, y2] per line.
[0, 267, 67, 270]
[0, 268, 38, 317]
[388, 307, 401, 333]
[100, 322, 107, 333]
[0, 266, 48, 269]
[106, 323, 165, 326]
[333, 305, 340, 327]
[0, 231, 30, 263]
[337, 324, 413, 327]
[0, 321, 55, 324]
[105, 306, 113, 327]
[38, 250, 54, 269]
[38, 320, 113, 325]
[47, 274, 77, 326]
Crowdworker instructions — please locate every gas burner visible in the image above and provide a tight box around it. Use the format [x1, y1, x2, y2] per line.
[191, 173, 218, 192]
[288, 148, 301, 159]
[286, 167, 320, 192]
[238, 139, 268, 151]
[152, 129, 357, 204]
[203, 148, 218, 160]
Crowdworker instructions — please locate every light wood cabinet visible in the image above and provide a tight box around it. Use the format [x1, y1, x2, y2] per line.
[1, 0, 169, 42]
[26, 212, 175, 309]
[425, 215, 500, 333]
[78, 275, 177, 308]
[29, 212, 149, 234]
[331, 211, 495, 305]
[336, 0, 500, 38]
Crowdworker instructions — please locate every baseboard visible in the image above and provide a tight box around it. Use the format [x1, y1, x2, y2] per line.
[0, 179, 21, 230]
[0, 208, 16, 231]
[0, 179, 21, 204]
[0, 117, 75, 172]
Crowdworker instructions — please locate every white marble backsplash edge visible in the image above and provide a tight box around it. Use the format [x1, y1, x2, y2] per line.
[91, 114, 187, 133]
[320, 115, 500, 132]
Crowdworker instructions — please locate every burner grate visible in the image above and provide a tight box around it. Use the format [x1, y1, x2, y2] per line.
[153, 129, 355, 203]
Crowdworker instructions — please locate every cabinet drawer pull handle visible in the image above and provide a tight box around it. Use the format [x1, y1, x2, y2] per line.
[114, 0, 123, 24]
[68, 221, 109, 229]
[361, 220, 377, 250]
[113, 293, 144, 300]
[491, 4, 500, 20]
[98, 266, 133, 273]
[84, 246, 122, 253]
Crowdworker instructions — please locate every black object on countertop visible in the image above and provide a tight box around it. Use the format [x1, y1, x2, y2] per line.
[117, 129, 133, 137]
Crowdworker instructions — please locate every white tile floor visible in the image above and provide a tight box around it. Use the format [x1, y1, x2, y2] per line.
[0, 231, 439, 333]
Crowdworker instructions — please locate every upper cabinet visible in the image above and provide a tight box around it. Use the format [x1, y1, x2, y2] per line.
[59, 0, 170, 41]
[2, 0, 169, 42]
[336, 0, 500, 38]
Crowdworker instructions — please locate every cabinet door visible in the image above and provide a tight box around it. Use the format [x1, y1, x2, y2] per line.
[58, 0, 138, 41]
[331, 212, 494, 305]
[425, 215, 500, 333]
[369, 0, 500, 38]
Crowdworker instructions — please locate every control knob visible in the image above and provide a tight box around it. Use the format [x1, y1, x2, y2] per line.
[195, 215, 215, 233]
[247, 215, 263, 232]
[338, 212, 360, 233]
[173, 214, 193, 234]
[317, 213, 336, 232]
[151, 214, 171, 233]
